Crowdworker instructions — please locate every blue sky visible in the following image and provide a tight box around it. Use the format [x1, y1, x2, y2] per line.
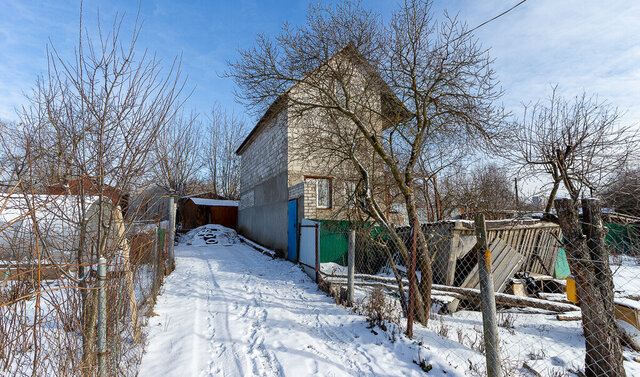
[1, 0, 639, 130]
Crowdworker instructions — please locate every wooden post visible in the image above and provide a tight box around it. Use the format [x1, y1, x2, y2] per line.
[407, 216, 417, 338]
[347, 230, 355, 306]
[474, 213, 502, 377]
[114, 206, 138, 342]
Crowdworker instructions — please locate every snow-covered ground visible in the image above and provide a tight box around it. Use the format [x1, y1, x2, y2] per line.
[139, 225, 640, 376]
[612, 255, 640, 298]
[139, 229, 464, 377]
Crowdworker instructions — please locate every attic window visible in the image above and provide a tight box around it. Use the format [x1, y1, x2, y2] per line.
[335, 79, 346, 107]
[316, 178, 332, 209]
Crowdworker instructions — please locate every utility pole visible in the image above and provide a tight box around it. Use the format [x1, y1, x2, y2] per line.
[514, 177, 519, 210]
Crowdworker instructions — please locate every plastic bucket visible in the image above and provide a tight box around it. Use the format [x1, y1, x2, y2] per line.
[566, 274, 578, 303]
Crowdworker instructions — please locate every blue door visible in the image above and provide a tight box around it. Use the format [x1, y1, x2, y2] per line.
[287, 199, 298, 261]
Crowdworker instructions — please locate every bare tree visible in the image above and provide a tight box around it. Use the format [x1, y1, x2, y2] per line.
[444, 163, 515, 218]
[203, 105, 246, 199]
[1, 8, 185, 374]
[505, 86, 637, 213]
[153, 112, 203, 196]
[602, 167, 640, 217]
[507, 89, 637, 376]
[228, 0, 505, 323]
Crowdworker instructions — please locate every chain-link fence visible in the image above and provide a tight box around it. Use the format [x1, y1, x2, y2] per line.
[316, 200, 640, 376]
[0, 193, 170, 376]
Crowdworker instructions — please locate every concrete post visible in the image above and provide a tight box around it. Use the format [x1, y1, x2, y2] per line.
[347, 231, 355, 306]
[97, 257, 107, 377]
[474, 212, 502, 377]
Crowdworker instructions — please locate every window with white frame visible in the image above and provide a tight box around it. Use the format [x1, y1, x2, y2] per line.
[344, 181, 356, 208]
[315, 178, 331, 208]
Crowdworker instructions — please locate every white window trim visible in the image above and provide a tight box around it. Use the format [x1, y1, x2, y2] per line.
[315, 178, 331, 209]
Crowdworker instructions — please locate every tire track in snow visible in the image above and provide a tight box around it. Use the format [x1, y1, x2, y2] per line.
[204, 255, 246, 377]
[236, 254, 284, 376]
[142, 242, 434, 377]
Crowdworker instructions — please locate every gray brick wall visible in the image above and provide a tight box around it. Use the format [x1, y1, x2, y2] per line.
[239, 108, 288, 202]
[288, 182, 304, 200]
[303, 180, 317, 219]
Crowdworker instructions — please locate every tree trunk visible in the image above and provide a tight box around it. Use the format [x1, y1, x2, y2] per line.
[81, 288, 98, 376]
[554, 198, 626, 377]
[405, 196, 431, 325]
[544, 180, 561, 213]
[581, 198, 626, 377]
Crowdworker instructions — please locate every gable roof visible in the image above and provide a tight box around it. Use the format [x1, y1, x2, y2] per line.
[235, 43, 408, 156]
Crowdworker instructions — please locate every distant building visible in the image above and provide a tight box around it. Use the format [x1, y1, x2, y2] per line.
[47, 177, 128, 215]
[179, 197, 238, 231]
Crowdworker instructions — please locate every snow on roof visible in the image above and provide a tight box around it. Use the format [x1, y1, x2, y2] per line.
[189, 198, 239, 207]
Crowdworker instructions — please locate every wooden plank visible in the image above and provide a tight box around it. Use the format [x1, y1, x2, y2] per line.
[530, 231, 544, 273]
[520, 229, 534, 270]
[616, 301, 640, 330]
[460, 237, 524, 293]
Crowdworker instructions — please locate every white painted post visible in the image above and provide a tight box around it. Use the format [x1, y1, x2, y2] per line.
[97, 257, 107, 376]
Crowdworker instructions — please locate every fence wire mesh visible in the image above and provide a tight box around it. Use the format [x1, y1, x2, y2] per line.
[317, 204, 640, 376]
[0, 193, 168, 377]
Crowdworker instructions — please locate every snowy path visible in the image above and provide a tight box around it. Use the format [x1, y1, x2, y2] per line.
[139, 241, 461, 377]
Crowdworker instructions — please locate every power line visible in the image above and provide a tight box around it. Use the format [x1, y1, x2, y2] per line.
[466, 0, 529, 36]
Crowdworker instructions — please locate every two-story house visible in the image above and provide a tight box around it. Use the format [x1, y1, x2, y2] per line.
[235, 43, 403, 260]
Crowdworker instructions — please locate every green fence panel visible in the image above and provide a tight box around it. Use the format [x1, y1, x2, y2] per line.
[605, 223, 639, 255]
[314, 220, 388, 267]
[553, 248, 571, 279]
[316, 220, 350, 265]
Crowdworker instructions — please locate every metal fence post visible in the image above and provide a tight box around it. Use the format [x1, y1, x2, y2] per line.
[474, 213, 502, 377]
[167, 196, 176, 272]
[97, 257, 107, 377]
[347, 230, 355, 306]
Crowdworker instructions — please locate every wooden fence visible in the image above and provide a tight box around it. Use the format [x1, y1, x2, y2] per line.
[410, 219, 562, 286]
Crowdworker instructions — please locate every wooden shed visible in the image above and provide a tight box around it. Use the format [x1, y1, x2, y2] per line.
[180, 198, 238, 230]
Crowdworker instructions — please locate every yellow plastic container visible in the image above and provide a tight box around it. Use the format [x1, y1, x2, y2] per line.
[566, 275, 578, 303]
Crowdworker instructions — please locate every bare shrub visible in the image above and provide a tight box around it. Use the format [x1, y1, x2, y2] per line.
[467, 332, 485, 355]
[358, 287, 400, 331]
[434, 316, 450, 338]
[498, 312, 516, 335]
